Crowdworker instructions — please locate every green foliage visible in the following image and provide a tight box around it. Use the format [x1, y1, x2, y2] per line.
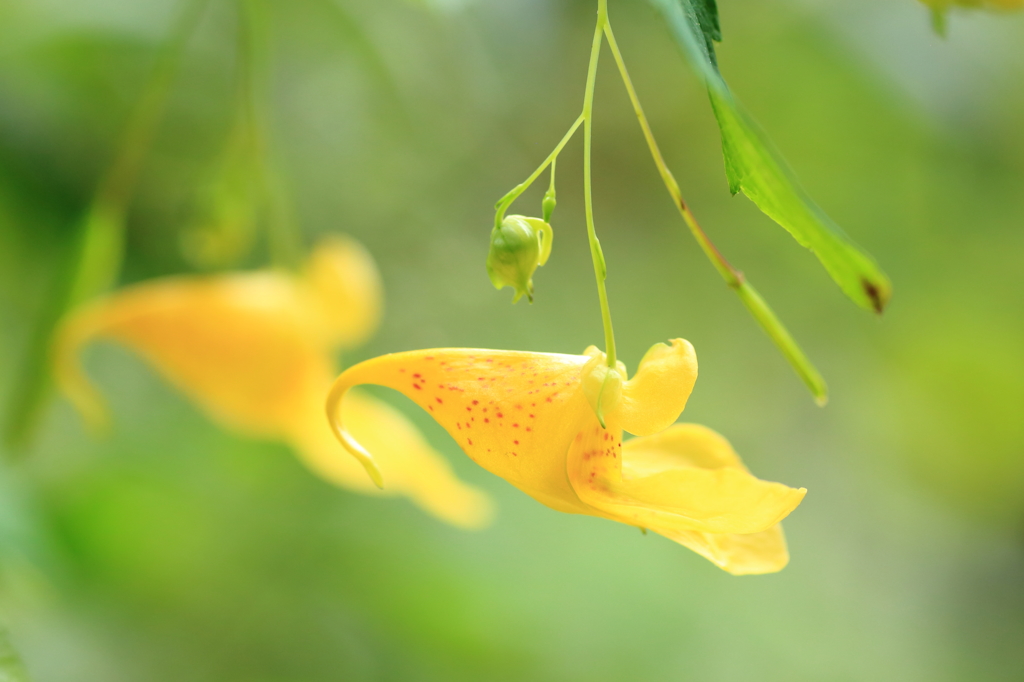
[650, 0, 892, 313]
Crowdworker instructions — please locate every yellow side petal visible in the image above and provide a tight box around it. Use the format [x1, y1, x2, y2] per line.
[569, 423, 805, 538]
[618, 339, 698, 437]
[655, 525, 791, 576]
[326, 349, 595, 515]
[53, 273, 330, 437]
[289, 387, 493, 529]
[301, 237, 382, 349]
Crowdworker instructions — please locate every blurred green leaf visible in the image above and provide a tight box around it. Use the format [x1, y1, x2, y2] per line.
[650, 0, 892, 313]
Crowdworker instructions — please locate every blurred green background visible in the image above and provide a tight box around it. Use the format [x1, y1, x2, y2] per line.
[2, 0, 1024, 680]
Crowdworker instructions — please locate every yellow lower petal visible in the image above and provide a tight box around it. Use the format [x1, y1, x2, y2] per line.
[289, 387, 494, 529]
[656, 525, 791, 576]
[567, 423, 804, 572]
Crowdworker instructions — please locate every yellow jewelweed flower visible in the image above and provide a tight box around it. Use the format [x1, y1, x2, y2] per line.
[53, 237, 493, 529]
[327, 339, 806, 575]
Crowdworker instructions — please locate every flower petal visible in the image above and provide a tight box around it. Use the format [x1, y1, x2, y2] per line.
[618, 339, 698, 436]
[54, 272, 328, 436]
[326, 349, 595, 514]
[289, 387, 493, 529]
[301, 237, 382, 349]
[655, 525, 792, 576]
[569, 423, 805, 537]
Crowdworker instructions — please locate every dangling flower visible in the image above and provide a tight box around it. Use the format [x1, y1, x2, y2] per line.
[53, 237, 493, 529]
[327, 339, 806, 574]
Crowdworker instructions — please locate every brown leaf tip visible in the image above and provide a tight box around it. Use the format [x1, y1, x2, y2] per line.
[862, 278, 885, 315]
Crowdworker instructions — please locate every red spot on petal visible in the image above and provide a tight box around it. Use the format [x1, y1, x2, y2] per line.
[413, 373, 421, 378]
[413, 384, 422, 390]
[424, 356, 434, 360]
[512, 423, 519, 428]
[468, 439, 473, 446]
[496, 412, 504, 418]
[472, 400, 479, 405]
[526, 427, 532, 432]
[514, 440, 519, 445]
[436, 397, 443, 404]
[484, 418, 490, 423]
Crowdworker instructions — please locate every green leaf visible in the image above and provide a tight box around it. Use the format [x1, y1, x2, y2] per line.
[650, 0, 892, 313]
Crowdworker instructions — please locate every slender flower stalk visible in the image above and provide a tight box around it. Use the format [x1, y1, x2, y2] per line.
[581, 0, 617, 370]
[602, 15, 827, 404]
[238, 0, 303, 270]
[493, 0, 619, 370]
[493, 114, 583, 230]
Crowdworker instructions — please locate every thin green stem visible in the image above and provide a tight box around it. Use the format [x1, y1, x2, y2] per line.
[583, 0, 616, 369]
[602, 17, 826, 403]
[494, 114, 583, 229]
[239, 0, 301, 269]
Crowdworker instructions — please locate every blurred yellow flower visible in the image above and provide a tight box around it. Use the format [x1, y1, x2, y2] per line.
[53, 237, 493, 529]
[327, 339, 806, 574]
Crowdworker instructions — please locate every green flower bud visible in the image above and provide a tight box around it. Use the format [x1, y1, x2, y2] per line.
[486, 215, 553, 303]
[542, 187, 557, 224]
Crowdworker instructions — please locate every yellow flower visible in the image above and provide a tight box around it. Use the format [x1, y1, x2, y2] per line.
[327, 340, 806, 574]
[53, 237, 493, 529]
